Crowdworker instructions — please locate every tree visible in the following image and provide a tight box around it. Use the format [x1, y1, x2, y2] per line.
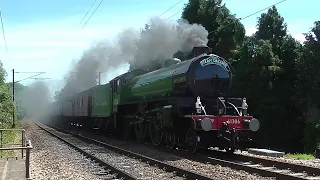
[295, 21, 320, 108]
[255, 6, 287, 56]
[0, 61, 17, 128]
[7, 82, 28, 119]
[294, 21, 320, 152]
[230, 6, 308, 152]
[231, 37, 282, 148]
[182, 0, 245, 59]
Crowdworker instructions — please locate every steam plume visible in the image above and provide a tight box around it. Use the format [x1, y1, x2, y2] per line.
[57, 17, 209, 100]
[16, 81, 51, 118]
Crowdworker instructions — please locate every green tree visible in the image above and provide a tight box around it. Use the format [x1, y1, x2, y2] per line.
[275, 35, 303, 151]
[255, 6, 287, 56]
[303, 106, 320, 153]
[7, 82, 28, 120]
[181, 0, 245, 59]
[231, 37, 282, 147]
[294, 21, 320, 152]
[231, 6, 305, 152]
[0, 61, 17, 128]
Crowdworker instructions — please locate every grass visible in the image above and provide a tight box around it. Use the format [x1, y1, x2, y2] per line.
[0, 121, 24, 158]
[285, 153, 316, 160]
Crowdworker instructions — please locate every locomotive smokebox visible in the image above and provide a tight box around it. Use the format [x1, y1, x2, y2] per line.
[187, 45, 212, 59]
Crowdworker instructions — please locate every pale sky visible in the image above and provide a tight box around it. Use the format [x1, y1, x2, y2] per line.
[0, 0, 318, 97]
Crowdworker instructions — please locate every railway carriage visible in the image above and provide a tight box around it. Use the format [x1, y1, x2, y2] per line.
[50, 46, 260, 153]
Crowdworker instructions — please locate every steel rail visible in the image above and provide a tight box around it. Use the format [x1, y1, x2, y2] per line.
[36, 122, 216, 180]
[34, 122, 136, 180]
[42, 122, 320, 180]
[218, 152, 320, 177]
[134, 141, 317, 180]
[138, 142, 319, 180]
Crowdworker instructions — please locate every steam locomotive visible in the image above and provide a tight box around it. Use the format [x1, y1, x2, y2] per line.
[48, 46, 260, 153]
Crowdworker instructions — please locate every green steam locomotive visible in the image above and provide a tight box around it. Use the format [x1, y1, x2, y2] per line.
[49, 46, 260, 153]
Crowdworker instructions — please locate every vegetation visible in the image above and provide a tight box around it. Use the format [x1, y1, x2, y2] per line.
[0, 64, 23, 158]
[285, 153, 316, 160]
[7, 82, 28, 120]
[0, 118, 23, 158]
[0, 62, 18, 129]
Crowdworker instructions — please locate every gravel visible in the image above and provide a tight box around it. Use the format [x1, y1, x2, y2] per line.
[236, 150, 320, 169]
[74, 130, 276, 180]
[22, 121, 118, 180]
[28, 121, 185, 180]
[34, 120, 320, 180]
[51, 128, 185, 180]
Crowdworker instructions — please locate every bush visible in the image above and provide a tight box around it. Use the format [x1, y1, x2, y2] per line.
[303, 106, 320, 153]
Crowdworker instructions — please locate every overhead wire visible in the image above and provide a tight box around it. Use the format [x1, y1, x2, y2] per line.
[109, 1, 184, 49]
[79, 0, 98, 26]
[163, 0, 289, 76]
[239, 0, 288, 20]
[112, 1, 184, 72]
[215, 0, 289, 33]
[165, 9, 183, 21]
[1, 10, 48, 83]
[166, 0, 289, 22]
[0, 9, 10, 61]
[158, 0, 183, 18]
[80, 0, 288, 78]
[81, 0, 104, 29]
[81, 0, 289, 73]
[15, 72, 45, 83]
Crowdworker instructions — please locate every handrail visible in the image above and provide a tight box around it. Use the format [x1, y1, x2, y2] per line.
[0, 138, 33, 179]
[0, 129, 25, 131]
[0, 146, 32, 150]
[0, 129, 26, 158]
[0, 129, 32, 178]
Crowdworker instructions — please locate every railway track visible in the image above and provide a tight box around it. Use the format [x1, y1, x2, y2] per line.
[138, 139, 320, 180]
[34, 121, 216, 180]
[186, 151, 320, 180]
[228, 152, 320, 178]
[34, 122, 136, 180]
[48, 124, 320, 180]
[143, 143, 320, 179]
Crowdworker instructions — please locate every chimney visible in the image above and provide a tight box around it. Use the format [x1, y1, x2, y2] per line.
[187, 45, 212, 59]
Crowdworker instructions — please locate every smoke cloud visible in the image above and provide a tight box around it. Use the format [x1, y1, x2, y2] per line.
[16, 81, 51, 118]
[56, 17, 209, 100]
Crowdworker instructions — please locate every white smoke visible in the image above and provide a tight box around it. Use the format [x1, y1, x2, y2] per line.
[57, 17, 209, 100]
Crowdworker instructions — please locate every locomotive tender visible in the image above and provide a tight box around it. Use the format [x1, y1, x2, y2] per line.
[49, 46, 260, 153]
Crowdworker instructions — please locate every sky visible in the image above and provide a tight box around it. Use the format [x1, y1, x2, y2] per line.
[0, 0, 318, 98]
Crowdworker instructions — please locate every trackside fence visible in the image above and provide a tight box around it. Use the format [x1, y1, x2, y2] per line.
[0, 129, 33, 179]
